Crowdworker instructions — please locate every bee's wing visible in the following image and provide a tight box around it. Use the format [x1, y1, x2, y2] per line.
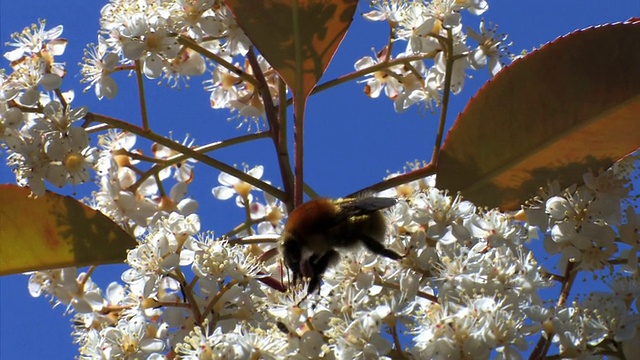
[335, 197, 397, 219]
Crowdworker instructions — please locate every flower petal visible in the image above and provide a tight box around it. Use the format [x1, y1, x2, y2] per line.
[212, 186, 235, 200]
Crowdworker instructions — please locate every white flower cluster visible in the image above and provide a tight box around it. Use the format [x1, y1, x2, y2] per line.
[0, 21, 204, 227]
[357, 0, 509, 112]
[79, 0, 284, 129]
[94, 130, 199, 236]
[23, 157, 640, 359]
[1, 21, 97, 195]
[203, 54, 282, 131]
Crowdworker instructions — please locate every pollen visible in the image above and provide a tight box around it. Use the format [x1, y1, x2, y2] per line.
[64, 152, 84, 172]
[144, 32, 160, 52]
[266, 206, 284, 225]
[233, 181, 252, 198]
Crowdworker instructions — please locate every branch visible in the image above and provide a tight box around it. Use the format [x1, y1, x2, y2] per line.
[246, 48, 279, 135]
[225, 234, 279, 246]
[431, 28, 454, 166]
[529, 261, 577, 360]
[134, 60, 150, 130]
[168, 270, 202, 322]
[347, 163, 437, 198]
[246, 47, 294, 209]
[307, 52, 441, 101]
[133, 132, 270, 191]
[177, 35, 259, 89]
[85, 112, 286, 200]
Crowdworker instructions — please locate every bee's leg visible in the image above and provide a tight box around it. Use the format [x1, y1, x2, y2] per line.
[306, 250, 340, 295]
[360, 235, 404, 260]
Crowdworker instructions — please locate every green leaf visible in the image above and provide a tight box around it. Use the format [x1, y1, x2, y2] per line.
[437, 19, 640, 210]
[0, 184, 137, 275]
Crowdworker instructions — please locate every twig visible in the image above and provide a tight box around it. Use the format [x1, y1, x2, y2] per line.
[132, 132, 269, 191]
[277, 78, 295, 210]
[529, 261, 577, 360]
[431, 28, 454, 166]
[85, 112, 286, 200]
[134, 60, 150, 131]
[347, 163, 437, 198]
[247, 48, 294, 210]
[177, 35, 259, 89]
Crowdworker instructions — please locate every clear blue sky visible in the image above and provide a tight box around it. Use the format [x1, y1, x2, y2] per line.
[1, 1, 638, 359]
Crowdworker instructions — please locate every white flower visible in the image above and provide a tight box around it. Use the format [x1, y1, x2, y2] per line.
[354, 51, 403, 99]
[433, 41, 470, 94]
[0, 102, 24, 148]
[411, 187, 475, 242]
[397, 68, 441, 112]
[81, 39, 120, 100]
[4, 21, 67, 62]
[43, 127, 96, 187]
[250, 191, 287, 235]
[468, 21, 509, 76]
[176, 324, 261, 360]
[28, 268, 104, 314]
[363, 0, 409, 25]
[7, 56, 62, 104]
[215, 6, 251, 56]
[205, 62, 241, 109]
[41, 101, 88, 131]
[212, 164, 264, 207]
[160, 48, 206, 88]
[119, 14, 180, 79]
[101, 315, 166, 358]
[469, 209, 522, 248]
[397, 3, 440, 54]
[170, 0, 219, 41]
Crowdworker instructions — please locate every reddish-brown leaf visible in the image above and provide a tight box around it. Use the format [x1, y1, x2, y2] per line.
[224, 0, 357, 98]
[437, 19, 640, 210]
[0, 184, 136, 275]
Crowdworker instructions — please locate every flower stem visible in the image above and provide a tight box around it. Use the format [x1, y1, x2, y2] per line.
[199, 279, 240, 324]
[169, 269, 202, 322]
[134, 60, 150, 131]
[431, 28, 454, 166]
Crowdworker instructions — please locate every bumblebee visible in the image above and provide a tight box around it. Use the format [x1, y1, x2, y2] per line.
[279, 197, 402, 294]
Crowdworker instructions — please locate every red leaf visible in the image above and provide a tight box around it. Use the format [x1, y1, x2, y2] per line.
[224, 0, 358, 98]
[437, 19, 640, 210]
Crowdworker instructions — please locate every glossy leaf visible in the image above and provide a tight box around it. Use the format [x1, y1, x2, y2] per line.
[437, 19, 640, 210]
[224, 0, 358, 98]
[0, 184, 136, 275]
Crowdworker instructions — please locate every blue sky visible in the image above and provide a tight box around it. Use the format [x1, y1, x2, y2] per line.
[1, 1, 638, 359]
